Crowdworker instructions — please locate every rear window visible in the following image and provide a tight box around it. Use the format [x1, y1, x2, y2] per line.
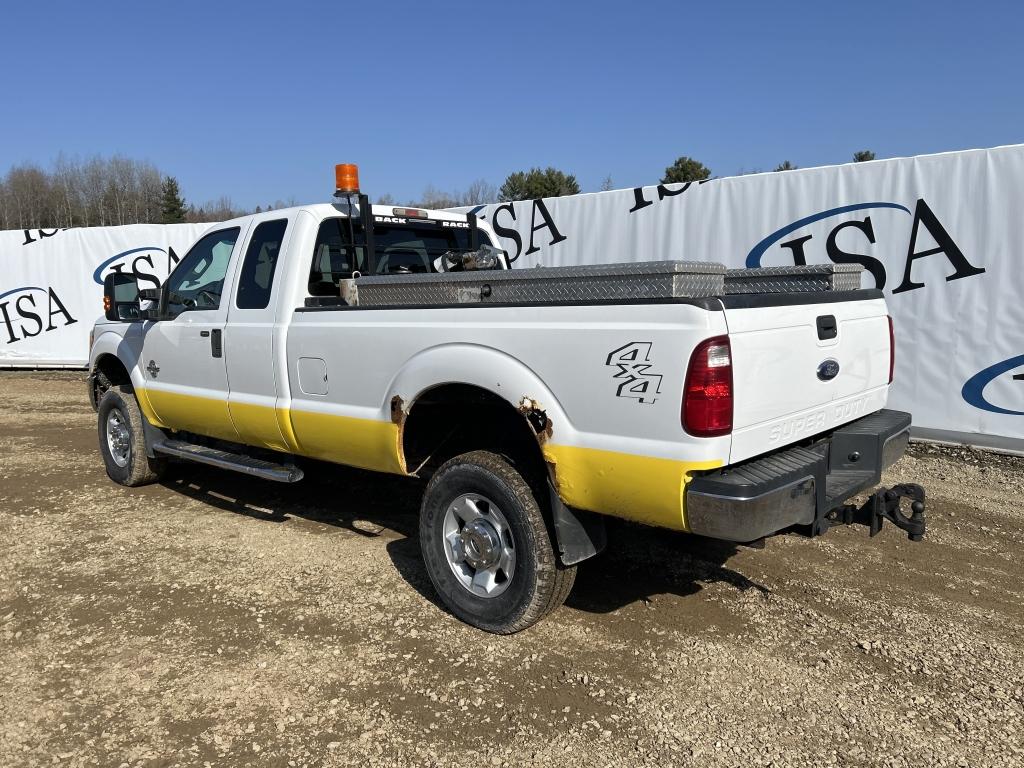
[309, 218, 493, 296]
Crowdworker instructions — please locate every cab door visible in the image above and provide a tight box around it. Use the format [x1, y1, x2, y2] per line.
[140, 225, 245, 441]
[223, 216, 292, 451]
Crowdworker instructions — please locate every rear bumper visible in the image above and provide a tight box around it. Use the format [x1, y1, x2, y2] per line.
[685, 409, 911, 542]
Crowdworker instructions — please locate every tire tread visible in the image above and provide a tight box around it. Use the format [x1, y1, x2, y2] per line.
[420, 450, 575, 633]
[97, 385, 166, 487]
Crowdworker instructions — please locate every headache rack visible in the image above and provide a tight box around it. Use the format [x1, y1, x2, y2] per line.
[308, 261, 864, 308]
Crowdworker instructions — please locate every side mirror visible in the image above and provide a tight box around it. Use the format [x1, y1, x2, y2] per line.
[102, 272, 141, 322]
[138, 287, 160, 302]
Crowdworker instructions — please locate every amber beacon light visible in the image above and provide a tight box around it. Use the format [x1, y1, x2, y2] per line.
[334, 164, 360, 195]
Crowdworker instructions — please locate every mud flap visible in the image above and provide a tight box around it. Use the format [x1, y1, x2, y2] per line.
[548, 480, 607, 566]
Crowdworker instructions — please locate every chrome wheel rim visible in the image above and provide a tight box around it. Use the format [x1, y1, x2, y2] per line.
[106, 409, 131, 468]
[442, 493, 516, 598]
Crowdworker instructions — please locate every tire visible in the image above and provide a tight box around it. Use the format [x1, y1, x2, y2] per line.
[97, 385, 166, 487]
[419, 450, 575, 633]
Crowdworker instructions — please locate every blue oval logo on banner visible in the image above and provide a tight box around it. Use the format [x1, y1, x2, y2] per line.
[91, 247, 166, 285]
[745, 202, 912, 268]
[817, 359, 840, 381]
[962, 354, 1024, 415]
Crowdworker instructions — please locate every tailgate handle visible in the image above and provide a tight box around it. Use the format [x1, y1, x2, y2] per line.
[816, 314, 837, 340]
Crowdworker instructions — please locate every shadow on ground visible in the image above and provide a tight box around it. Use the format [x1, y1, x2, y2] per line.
[159, 458, 766, 618]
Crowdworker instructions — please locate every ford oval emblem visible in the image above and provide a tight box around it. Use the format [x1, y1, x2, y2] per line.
[817, 359, 840, 381]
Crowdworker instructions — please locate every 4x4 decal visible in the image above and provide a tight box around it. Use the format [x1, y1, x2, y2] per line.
[605, 342, 663, 404]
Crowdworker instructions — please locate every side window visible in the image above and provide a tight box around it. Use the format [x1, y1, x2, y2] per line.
[164, 227, 240, 316]
[236, 219, 287, 309]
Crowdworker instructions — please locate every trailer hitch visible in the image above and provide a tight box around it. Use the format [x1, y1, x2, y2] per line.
[826, 483, 926, 541]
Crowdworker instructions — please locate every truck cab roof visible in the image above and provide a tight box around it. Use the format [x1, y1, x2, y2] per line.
[211, 202, 493, 234]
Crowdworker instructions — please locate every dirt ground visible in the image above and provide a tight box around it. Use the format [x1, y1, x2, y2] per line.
[0, 371, 1022, 768]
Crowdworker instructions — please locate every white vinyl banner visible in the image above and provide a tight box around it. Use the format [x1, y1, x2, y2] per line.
[0, 223, 209, 367]
[458, 145, 1024, 453]
[2, 146, 1020, 451]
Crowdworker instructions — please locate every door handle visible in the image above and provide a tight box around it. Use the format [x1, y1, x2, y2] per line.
[211, 329, 223, 358]
[200, 330, 210, 337]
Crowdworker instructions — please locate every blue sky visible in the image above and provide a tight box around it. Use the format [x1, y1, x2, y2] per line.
[1, 1, 1021, 208]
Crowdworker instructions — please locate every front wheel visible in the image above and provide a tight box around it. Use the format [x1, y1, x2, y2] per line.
[419, 451, 575, 633]
[97, 385, 166, 487]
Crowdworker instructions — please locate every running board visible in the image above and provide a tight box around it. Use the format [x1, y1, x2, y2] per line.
[153, 439, 304, 483]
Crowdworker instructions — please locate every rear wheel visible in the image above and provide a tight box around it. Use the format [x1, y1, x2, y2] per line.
[419, 450, 575, 633]
[97, 385, 166, 487]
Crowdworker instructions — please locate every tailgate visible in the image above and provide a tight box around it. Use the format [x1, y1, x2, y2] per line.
[724, 295, 891, 463]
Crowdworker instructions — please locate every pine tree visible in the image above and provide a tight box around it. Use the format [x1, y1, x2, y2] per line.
[498, 167, 580, 202]
[773, 160, 798, 171]
[160, 176, 187, 223]
[661, 156, 711, 184]
[853, 150, 876, 163]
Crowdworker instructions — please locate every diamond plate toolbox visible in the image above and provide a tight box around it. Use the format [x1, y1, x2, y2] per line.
[724, 264, 863, 294]
[355, 261, 727, 307]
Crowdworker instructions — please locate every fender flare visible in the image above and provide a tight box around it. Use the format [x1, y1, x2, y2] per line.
[387, 343, 605, 565]
[89, 328, 164, 454]
[88, 328, 146, 390]
[386, 342, 575, 441]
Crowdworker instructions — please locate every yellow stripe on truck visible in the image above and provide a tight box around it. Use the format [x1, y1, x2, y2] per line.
[542, 443, 722, 531]
[137, 387, 406, 476]
[143, 388, 240, 443]
[287, 408, 406, 475]
[229, 400, 290, 453]
[134, 386, 166, 429]
[135, 386, 721, 530]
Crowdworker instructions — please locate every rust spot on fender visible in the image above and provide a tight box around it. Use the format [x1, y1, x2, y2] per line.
[518, 396, 553, 442]
[390, 395, 408, 474]
[390, 395, 406, 425]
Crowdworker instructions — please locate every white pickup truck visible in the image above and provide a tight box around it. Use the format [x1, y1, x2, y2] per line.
[88, 168, 925, 633]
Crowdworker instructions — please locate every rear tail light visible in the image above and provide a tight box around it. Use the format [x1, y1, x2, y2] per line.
[683, 335, 733, 437]
[887, 315, 895, 384]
